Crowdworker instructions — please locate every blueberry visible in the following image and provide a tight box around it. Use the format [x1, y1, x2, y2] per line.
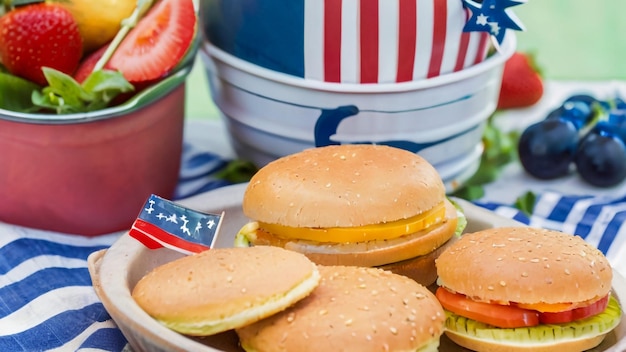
[614, 97, 626, 110]
[545, 106, 566, 119]
[564, 94, 597, 106]
[575, 129, 626, 187]
[518, 118, 580, 179]
[546, 99, 594, 129]
[605, 111, 626, 142]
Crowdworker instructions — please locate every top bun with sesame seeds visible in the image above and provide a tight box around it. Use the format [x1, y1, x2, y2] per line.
[236, 265, 446, 352]
[131, 246, 321, 336]
[243, 144, 445, 228]
[235, 144, 464, 286]
[434, 227, 621, 352]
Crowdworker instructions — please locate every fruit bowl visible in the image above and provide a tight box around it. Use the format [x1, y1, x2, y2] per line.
[0, 65, 193, 236]
[0, 0, 202, 236]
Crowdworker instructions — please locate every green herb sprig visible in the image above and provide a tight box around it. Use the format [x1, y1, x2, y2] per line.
[451, 115, 520, 201]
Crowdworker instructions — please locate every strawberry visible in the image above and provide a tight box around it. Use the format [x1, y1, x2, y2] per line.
[73, 44, 107, 83]
[106, 0, 196, 84]
[497, 52, 544, 110]
[0, 3, 83, 86]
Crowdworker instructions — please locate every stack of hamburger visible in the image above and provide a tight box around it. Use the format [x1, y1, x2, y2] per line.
[130, 144, 622, 352]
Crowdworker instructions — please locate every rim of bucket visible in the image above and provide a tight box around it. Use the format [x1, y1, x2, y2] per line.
[202, 33, 516, 94]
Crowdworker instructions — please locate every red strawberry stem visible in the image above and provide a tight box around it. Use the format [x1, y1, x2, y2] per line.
[92, 0, 154, 73]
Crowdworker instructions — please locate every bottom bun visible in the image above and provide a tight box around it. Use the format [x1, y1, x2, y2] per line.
[444, 330, 608, 352]
[378, 235, 459, 287]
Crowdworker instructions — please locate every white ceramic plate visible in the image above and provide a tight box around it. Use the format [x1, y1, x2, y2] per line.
[88, 183, 626, 352]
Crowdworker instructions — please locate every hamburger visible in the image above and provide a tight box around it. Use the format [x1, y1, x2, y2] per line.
[435, 226, 622, 352]
[236, 265, 446, 352]
[131, 246, 321, 336]
[234, 144, 465, 286]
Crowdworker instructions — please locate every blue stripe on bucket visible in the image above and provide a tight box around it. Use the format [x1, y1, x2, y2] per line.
[211, 74, 481, 153]
[202, 0, 306, 78]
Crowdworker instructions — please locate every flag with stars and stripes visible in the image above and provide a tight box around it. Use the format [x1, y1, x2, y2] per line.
[129, 194, 223, 255]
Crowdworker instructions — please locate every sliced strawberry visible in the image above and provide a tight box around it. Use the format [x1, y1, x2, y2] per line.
[106, 0, 196, 84]
[0, 3, 83, 86]
[73, 44, 142, 106]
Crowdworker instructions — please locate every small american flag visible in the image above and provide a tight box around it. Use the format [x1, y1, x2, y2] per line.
[129, 194, 223, 255]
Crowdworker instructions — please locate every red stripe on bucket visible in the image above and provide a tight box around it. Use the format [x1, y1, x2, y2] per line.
[455, 32, 470, 72]
[474, 32, 489, 65]
[324, 0, 342, 82]
[454, 7, 471, 72]
[428, 0, 447, 78]
[396, 0, 417, 82]
[360, 0, 379, 83]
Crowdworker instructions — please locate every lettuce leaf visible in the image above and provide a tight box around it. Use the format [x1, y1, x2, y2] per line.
[444, 295, 622, 346]
[0, 71, 41, 112]
[31, 68, 134, 114]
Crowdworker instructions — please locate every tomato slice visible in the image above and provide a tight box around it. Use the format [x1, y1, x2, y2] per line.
[107, 0, 196, 83]
[436, 287, 540, 328]
[436, 287, 611, 328]
[539, 294, 609, 324]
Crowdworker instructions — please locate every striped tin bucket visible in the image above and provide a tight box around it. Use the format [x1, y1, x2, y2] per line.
[200, 0, 517, 191]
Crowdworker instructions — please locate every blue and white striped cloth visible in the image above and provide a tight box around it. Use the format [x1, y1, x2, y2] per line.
[0, 226, 123, 351]
[476, 192, 626, 274]
[0, 141, 232, 352]
[1, 134, 625, 351]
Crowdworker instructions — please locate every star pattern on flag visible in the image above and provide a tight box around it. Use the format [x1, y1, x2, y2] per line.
[463, 0, 526, 46]
[130, 194, 224, 255]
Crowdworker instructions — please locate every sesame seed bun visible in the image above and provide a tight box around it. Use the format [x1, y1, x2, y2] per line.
[436, 227, 612, 304]
[236, 265, 446, 352]
[243, 144, 445, 228]
[131, 246, 320, 336]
